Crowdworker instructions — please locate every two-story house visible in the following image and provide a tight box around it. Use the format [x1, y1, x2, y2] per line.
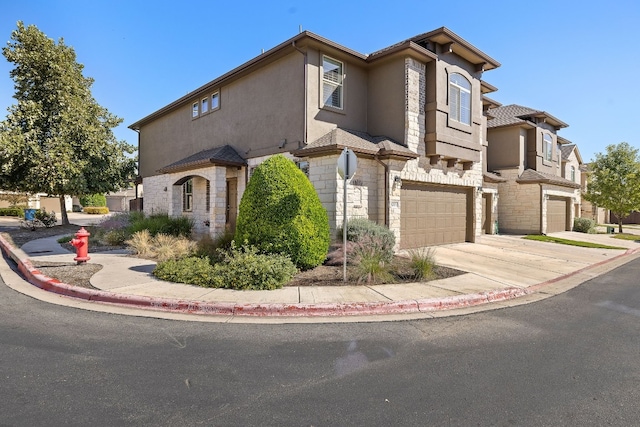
[486, 105, 581, 234]
[129, 27, 500, 250]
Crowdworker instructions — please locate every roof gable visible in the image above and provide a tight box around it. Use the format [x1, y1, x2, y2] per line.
[158, 145, 246, 174]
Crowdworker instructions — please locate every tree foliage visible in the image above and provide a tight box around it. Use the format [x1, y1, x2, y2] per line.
[235, 155, 330, 270]
[584, 142, 640, 232]
[0, 22, 136, 224]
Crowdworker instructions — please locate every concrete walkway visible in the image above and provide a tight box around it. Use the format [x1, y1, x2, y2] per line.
[2, 214, 639, 323]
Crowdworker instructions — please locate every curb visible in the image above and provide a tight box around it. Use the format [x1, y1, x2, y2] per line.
[0, 234, 633, 318]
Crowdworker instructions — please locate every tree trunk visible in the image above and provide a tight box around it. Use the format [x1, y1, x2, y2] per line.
[618, 217, 624, 234]
[59, 194, 69, 225]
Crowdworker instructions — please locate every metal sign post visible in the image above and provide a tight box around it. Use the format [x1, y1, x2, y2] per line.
[337, 148, 357, 282]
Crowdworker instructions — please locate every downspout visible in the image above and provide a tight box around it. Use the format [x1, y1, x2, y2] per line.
[292, 41, 308, 145]
[375, 156, 389, 227]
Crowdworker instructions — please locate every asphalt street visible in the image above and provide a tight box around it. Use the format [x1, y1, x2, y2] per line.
[1, 254, 640, 426]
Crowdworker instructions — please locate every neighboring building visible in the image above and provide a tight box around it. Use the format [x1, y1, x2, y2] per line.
[0, 191, 71, 214]
[559, 138, 583, 218]
[580, 163, 609, 224]
[486, 105, 581, 234]
[129, 27, 500, 249]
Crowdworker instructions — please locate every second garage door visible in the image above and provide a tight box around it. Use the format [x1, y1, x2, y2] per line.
[547, 196, 568, 233]
[400, 183, 470, 249]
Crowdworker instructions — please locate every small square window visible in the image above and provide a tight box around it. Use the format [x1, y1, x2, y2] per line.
[192, 102, 199, 118]
[211, 92, 220, 110]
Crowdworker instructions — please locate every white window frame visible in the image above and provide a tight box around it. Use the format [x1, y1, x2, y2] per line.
[182, 179, 193, 212]
[322, 55, 344, 110]
[192, 102, 199, 118]
[201, 97, 209, 114]
[543, 134, 553, 161]
[449, 72, 471, 125]
[571, 165, 576, 182]
[211, 91, 220, 111]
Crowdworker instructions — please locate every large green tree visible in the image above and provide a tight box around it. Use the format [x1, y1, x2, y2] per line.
[0, 22, 136, 225]
[584, 142, 640, 233]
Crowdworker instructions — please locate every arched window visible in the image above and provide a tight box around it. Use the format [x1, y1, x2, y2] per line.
[449, 73, 471, 125]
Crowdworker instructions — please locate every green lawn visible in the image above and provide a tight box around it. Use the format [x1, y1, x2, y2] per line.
[524, 235, 626, 249]
[612, 233, 640, 242]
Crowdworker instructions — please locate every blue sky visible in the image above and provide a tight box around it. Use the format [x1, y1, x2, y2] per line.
[1, 0, 638, 163]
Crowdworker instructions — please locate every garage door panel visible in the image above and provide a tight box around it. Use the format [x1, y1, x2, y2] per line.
[547, 196, 568, 233]
[400, 184, 469, 249]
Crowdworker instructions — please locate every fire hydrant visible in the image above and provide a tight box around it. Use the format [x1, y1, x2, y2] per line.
[70, 227, 91, 264]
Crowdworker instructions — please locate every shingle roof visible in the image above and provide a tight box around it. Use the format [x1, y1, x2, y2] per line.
[483, 171, 507, 183]
[158, 145, 246, 173]
[292, 128, 418, 159]
[516, 169, 580, 188]
[487, 104, 568, 129]
[560, 144, 575, 161]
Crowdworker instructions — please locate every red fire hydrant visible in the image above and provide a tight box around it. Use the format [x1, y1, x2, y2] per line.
[70, 227, 91, 264]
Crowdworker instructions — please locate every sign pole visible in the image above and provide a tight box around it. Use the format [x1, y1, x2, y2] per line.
[343, 148, 348, 282]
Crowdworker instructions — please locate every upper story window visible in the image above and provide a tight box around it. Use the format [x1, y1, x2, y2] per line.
[570, 165, 576, 182]
[192, 102, 199, 118]
[201, 97, 209, 114]
[543, 134, 553, 161]
[182, 179, 193, 212]
[322, 56, 343, 110]
[449, 73, 471, 125]
[211, 91, 220, 110]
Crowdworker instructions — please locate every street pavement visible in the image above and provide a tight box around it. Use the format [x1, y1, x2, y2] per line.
[1, 213, 639, 323]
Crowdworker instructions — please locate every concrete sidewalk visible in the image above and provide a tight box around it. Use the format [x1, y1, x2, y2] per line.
[2, 219, 639, 323]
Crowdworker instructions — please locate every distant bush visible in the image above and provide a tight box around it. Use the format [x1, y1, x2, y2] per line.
[79, 194, 107, 207]
[0, 206, 25, 217]
[84, 206, 110, 215]
[573, 217, 596, 234]
[34, 209, 57, 227]
[338, 218, 396, 263]
[235, 155, 330, 270]
[128, 212, 192, 237]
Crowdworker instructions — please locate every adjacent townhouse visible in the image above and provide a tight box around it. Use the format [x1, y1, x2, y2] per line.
[486, 105, 581, 234]
[129, 27, 501, 250]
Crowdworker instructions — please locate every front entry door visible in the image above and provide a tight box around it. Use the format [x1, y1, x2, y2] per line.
[226, 178, 238, 231]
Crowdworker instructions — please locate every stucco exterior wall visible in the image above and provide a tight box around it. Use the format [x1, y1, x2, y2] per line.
[368, 57, 407, 143]
[138, 53, 306, 178]
[486, 127, 523, 172]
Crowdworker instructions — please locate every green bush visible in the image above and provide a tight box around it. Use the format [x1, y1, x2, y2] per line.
[0, 206, 25, 216]
[235, 155, 330, 270]
[195, 230, 235, 262]
[153, 257, 217, 287]
[34, 209, 57, 227]
[79, 194, 107, 207]
[338, 218, 396, 263]
[349, 237, 394, 284]
[211, 242, 298, 290]
[573, 217, 596, 233]
[128, 212, 193, 237]
[84, 206, 110, 215]
[408, 248, 435, 280]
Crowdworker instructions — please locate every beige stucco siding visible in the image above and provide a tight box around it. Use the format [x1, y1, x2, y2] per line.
[367, 57, 406, 143]
[305, 48, 368, 143]
[139, 53, 305, 177]
[486, 127, 524, 172]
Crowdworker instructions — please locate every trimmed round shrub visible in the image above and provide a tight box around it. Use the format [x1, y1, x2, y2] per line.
[573, 217, 596, 233]
[235, 155, 330, 270]
[79, 194, 107, 207]
[153, 257, 217, 287]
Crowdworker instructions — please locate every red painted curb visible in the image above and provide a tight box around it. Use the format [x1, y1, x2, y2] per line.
[1, 234, 635, 317]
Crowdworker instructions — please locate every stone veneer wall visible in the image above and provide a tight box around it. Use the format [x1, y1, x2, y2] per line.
[495, 169, 542, 234]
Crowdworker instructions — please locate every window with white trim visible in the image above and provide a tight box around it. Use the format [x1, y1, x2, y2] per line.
[570, 165, 576, 182]
[543, 134, 553, 161]
[201, 97, 209, 114]
[322, 56, 343, 109]
[211, 91, 220, 110]
[449, 73, 471, 125]
[182, 179, 193, 212]
[192, 102, 199, 118]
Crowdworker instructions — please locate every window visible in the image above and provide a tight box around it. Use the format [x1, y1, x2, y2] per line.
[205, 180, 210, 212]
[571, 166, 576, 182]
[201, 97, 209, 114]
[296, 160, 309, 177]
[322, 56, 343, 109]
[211, 91, 220, 110]
[182, 179, 193, 212]
[449, 73, 471, 125]
[543, 134, 553, 161]
[192, 102, 199, 118]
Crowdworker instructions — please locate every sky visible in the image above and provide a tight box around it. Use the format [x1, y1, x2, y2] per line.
[1, 0, 639, 163]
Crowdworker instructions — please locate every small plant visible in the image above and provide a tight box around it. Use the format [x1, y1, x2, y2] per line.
[84, 206, 110, 215]
[128, 212, 193, 237]
[349, 238, 394, 284]
[408, 247, 436, 280]
[153, 257, 217, 287]
[573, 217, 596, 234]
[195, 230, 235, 262]
[125, 230, 155, 258]
[103, 229, 128, 246]
[57, 235, 73, 244]
[34, 209, 57, 227]
[211, 241, 298, 290]
[338, 218, 395, 263]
